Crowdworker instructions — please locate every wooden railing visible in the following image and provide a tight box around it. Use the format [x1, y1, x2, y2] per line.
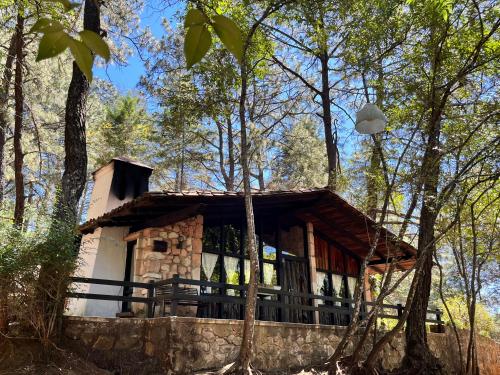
[68, 275, 444, 330]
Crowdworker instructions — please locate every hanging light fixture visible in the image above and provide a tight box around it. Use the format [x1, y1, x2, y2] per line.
[355, 103, 387, 134]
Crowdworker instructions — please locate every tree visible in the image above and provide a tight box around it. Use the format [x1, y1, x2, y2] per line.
[13, 10, 25, 227]
[271, 117, 327, 189]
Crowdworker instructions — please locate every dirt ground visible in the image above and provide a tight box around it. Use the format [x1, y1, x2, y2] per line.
[0, 338, 111, 375]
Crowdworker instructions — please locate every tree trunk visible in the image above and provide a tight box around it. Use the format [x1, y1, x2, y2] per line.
[366, 136, 381, 220]
[402, 111, 443, 373]
[227, 116, 235, 190]
[13, 13, 25, 227]
[0, 33, 16, 206]
[319, 51, 338, 191]
[231, 53, 260, 375]
[52, 0, 100, 224]
[37, 0, 101, 341]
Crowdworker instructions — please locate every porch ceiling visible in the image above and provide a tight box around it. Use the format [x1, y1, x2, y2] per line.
[79, 188, 416, 272]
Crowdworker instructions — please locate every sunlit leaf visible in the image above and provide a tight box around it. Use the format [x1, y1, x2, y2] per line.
[68, 38, 94, 81]
[46, 0, 80, 11]
[184, 8, 206, 27]
[184, 24, 212, 69]
[79, 30, 110, 61]
[30, 18, 64, 33]
[212, 15, 243, 63]
[36, 31, 71, 61]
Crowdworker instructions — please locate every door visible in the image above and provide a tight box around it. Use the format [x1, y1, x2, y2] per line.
[282, 256, 311, 323]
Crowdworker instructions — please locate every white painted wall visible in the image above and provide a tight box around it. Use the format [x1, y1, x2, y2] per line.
[67, 226, 130, 317]
[67, 160, 137, 317]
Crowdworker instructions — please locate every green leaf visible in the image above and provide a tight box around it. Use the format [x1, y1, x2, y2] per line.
[184, 8, 206, 27]
[212, 15, 243, 63]
[36, 31, 71, 61]
[79, 30, 110, 61]
[46, 0, 80, 11]
[184, 24, 212, 69]
[31, 18, 64, 33]
[68, 38, 94, 81]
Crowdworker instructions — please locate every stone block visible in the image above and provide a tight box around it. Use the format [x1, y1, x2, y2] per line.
[143, 272, 162, 280]
[168, 232, 178, 239]
[173, 257, 180, 264]
[145, 260, 161, 273]
[115, 334, 142, 351]
[93, 335, 114, 351]
[145, 252, 166, 261]
[160, 264, 170, 271]
[178, 266, 187, 275]
[145, 341, 155, 356]
[181, 257, 191, 267]
[172, 248, 180, 256]
[192, 254, 201, 268]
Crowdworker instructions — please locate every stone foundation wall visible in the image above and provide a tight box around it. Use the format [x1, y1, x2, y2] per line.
[63, 316, 500, 375]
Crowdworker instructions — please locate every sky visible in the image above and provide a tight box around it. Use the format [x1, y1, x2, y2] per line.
[94, 1, 182, 93]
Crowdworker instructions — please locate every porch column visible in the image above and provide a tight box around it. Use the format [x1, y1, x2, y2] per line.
[306, 222, 319, 324]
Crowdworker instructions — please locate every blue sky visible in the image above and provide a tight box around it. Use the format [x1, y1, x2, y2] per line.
[94, 1, 182, 92]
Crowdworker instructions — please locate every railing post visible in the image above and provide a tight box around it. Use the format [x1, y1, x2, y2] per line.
[171, 274, 179, 316]
[147, 280, 155, 318]
[436, 309, 444, 333]
[397, 303, 403, 318]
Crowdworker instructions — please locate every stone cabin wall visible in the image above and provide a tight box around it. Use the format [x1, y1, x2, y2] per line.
[63, 316, 500, 375]
[123, 215, 203, 315]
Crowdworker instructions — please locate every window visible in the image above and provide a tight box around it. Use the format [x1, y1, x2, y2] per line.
[279, 225, 305, 257]
[201, 217, 307, 290]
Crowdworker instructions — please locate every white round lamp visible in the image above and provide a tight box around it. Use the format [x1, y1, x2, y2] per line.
[355, 103, 387, 134]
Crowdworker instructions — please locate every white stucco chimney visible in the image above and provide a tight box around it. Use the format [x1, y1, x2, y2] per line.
[87, 156, 153, 220]
[67, 157, 153, 318]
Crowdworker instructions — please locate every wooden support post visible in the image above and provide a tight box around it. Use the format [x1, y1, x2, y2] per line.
[436, 309, 444, 333]
[306, 223, 319, 324]
[171, 274, 179, 316]
[147, 280, 155, 318]
[397, 303, 403, 318]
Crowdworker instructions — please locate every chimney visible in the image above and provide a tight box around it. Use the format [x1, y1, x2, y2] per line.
[87, 156, 153, 220]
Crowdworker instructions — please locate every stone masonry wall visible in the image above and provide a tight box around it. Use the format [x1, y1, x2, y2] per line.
[63, 316, 500, 375]
[125, 215, 203, 315]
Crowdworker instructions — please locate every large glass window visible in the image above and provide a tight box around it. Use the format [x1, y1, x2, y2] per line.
[201, 218, 306, 291]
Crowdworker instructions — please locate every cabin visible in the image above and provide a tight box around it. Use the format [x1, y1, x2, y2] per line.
[67, 157, 416, 326]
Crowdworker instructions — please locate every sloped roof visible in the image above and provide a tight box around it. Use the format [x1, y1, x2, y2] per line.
[79, 188, 416, 271]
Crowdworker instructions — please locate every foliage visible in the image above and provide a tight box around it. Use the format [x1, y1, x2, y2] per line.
[0, 208, 79, 341]
[92, 94, 153, 167]
[183, 8, 243, 68]
[32, 0, 110, 81]
[439, 296, 495, 338]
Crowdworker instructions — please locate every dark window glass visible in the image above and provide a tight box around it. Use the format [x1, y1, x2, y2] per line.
[261, 226, 277, 260]
[203, 224, 221, 253]
[279, 225, 304, 257]
[223, 224, 241, 254]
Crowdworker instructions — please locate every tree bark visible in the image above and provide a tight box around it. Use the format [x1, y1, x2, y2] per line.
[53, 0, 100, 224]
[232, 49, 260, 375]
[319, 51, 338, 191]
[0, 33, 16, 206]
[13, 13, 25, 227]
[402, 109, 443, 372]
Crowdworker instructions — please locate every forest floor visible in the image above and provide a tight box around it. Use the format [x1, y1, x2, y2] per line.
[0, 338, 111, 375]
